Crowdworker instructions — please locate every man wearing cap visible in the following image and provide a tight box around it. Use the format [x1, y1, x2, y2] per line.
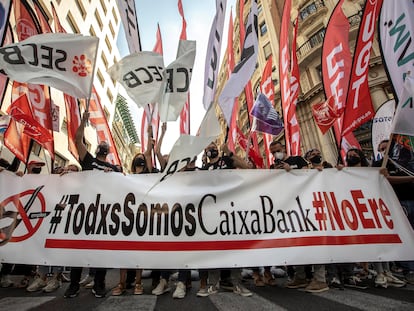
[64, 111, 121, 299]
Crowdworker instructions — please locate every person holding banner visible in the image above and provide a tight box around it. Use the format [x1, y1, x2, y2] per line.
[197, 142, 253, 297]
[372, 139, 414, 285]
[112, 125, 157, 297]
[64, 112, 122, 299]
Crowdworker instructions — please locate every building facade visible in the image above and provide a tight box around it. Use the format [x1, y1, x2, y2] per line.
[214, 0, 391, 166]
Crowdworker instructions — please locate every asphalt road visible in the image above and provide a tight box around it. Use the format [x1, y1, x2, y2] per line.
[1, 268, 414, 311]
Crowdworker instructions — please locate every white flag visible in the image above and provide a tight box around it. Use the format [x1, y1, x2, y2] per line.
[0, 33, 98, 98]
[115, 0, 141, 53]
[218, 0, 258, 125]
[379, 1, 414, 103]
[202, 0, 227, 110]
[390, 75, 414, 136]
[159, 40, 196, 122]
[107, 51, 165, 108]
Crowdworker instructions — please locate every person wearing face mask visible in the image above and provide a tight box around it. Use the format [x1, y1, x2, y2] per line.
[198, 142, 253, 298]
[372, 139, 414, 286]
[64, 111, 122, 299]
[304, 148, 333, 170]
[269, 141, 308, 170]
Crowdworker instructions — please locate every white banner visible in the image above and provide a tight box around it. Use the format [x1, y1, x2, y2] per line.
[116, 0, 141, 53]
[202, 0, 227, 110]
[1, 168, 414, 269]
[372, 99, 395, 161]
[379, 0, 414, 102]
[0, 33, 98, 99]
[159, 40, 196, 122]
[107, 51, 165, 108]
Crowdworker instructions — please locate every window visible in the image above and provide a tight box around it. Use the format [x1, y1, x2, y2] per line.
[75, 0, 86, 19]
[97, 69, 104, 86]
[101, 53, 108, 69]
[260, 22, 267, 36]
[105, 35, 112, 52]
[100, 0, 107, 14]
[106, 89, 113, 103]
[263, 42, 272, 60]
[95, 10, 103, 30]
[89, 25, 96, 36]
[109, 22, 115, 38]
[66, 12, 80, 33]
[112, 7, 118, 25]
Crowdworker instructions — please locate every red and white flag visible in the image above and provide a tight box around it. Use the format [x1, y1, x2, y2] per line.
[12, 0, 54, 160]
[288, 17, 301, 156]
[279, 0, 292, 155]
[260, 56, 275, 168]
[178, 0, 190, 134]
[51, 2, 80, 160]
[88, 87, 121, 166]
[342, 0, 383, 136]
[202, 0, 227, 110]
[322, 0, 360, 159]
[141, 24, 163, 153]
[312, 96, 340, 134]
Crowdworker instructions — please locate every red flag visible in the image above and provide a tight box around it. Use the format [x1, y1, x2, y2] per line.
[9, 94, 53, 145]
[287, 17, 301, 156]
[4, 118, 29, 163]
[51, 2, 81, 159]
[141, 25, 163, 152]
[312, 96, 340, 134]
[236, 127, 263, 168]
[12, 0, 55, 159]
[342, 0, 383, 136]
[279, 0, 293, 155]
[260, 56, 275, 168]
[88, 87, 121, 166]
[322, 0, 360, 160]
[178, 0, 190, 134]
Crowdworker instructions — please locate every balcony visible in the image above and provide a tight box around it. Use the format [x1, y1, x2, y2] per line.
[298, 0, 328, 30]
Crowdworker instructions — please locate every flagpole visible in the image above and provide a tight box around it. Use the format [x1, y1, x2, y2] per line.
[380, 133, 394, 169]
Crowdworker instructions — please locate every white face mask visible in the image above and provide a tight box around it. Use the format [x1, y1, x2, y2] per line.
[274, 152, 285, 160]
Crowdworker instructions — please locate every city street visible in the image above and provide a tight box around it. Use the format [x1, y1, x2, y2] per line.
[0, 268, 413, 311]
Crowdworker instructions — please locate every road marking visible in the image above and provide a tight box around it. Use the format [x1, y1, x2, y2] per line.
[95, 295, 157, 311]
[209, 292, 287, 311]
[317, 289, 414, 311]
[0, 297, 54, 311]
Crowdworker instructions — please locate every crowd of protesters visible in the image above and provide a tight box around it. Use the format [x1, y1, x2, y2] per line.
[1, 113, 413, 299]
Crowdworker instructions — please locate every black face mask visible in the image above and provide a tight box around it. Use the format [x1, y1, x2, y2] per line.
[134, 158, 146, 168]
[347, 156, 361, 166]
[206, 149, 219, 159]
[310, 155, 322, 164]
[31, 167, 42, 174]
[96, 145, 109, 157]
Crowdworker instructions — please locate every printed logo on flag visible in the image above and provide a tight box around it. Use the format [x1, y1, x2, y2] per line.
[72, 54, 92, 77]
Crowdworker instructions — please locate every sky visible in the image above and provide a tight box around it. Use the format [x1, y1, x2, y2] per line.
[117, 0, 237, 155]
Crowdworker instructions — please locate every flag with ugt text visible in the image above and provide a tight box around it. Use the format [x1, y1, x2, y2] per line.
[0, 33, 99, 99]
[13, 0, 54, 160]
[202, 0, 227, 110]
[251, 93, 283, 136]
[342, 0, 383, 136]
[390, 74, 414, 136]
[218, 0, 258, 125]
[108, 51, 165, 108]
[279, 0, 292, 154]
